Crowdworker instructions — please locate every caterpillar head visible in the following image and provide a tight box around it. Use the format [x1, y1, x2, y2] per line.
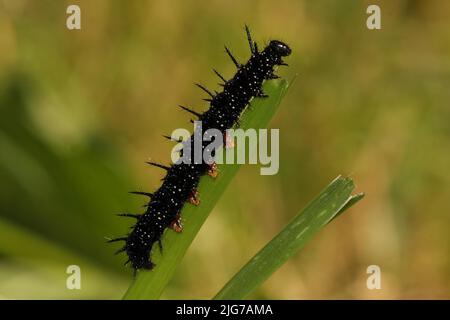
[268, 40, 291, 57]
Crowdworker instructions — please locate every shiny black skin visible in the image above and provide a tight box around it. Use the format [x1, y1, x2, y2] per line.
[115, 28, 291, 271]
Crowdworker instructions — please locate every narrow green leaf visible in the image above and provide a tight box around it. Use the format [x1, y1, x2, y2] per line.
[214, 176, 363, 300]
[123, 79, 290, 299]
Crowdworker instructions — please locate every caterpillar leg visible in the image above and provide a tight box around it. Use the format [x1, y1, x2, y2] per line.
[169, 213, 183, 233]
[188, 189, 200, 206]
[207, 162, 218, 178]
[256, 88, 268, 98]
[268, 72, 280, 80]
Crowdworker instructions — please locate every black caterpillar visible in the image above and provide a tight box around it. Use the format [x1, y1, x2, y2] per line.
[109, 26, 291, 271]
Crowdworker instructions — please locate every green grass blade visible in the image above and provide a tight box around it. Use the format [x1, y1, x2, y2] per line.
[213, 176, 363, 300]
[123, 79, 290, 299]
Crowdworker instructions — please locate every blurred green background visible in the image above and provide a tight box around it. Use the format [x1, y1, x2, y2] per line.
[1, 0, 449, 299]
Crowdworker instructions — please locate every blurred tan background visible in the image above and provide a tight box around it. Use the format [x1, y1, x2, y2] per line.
[0, 0, 449, 299]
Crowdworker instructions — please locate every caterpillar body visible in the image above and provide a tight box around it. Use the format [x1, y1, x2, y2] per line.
[109, 26, 291, 271]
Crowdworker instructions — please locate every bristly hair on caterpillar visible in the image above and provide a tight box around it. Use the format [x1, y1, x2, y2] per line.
[108, 25, 291, 272]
